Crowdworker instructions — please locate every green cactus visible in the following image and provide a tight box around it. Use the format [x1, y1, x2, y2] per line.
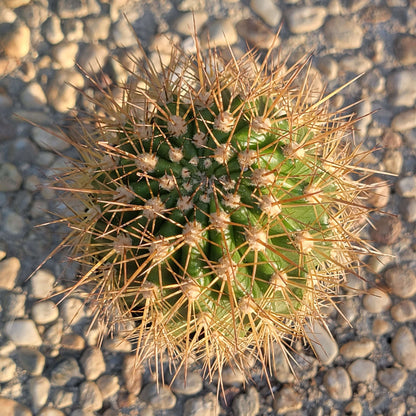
[55, 43, 373, 382]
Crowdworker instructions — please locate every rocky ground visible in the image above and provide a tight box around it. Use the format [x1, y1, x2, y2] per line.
[1, 0, 416, 415]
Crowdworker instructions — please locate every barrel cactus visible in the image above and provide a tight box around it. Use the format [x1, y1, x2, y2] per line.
[55, 42, 373, 383]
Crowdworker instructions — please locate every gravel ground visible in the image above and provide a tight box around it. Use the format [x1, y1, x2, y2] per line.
[1, 0, 416, 415]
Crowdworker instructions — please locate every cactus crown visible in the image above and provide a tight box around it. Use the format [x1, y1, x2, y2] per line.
[54, 40, 372, 383]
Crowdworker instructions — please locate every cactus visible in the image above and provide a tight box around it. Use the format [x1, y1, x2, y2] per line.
[54, 42, 373, 383]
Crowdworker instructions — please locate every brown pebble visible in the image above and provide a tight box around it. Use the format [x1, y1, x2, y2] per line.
[371, 216, 402, 245]
[365, 176, 390, 208]
[382, 130, 402, 149]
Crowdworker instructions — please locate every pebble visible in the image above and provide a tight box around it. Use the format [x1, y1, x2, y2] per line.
[387, 69, 416, 107]
[0, 397, 31, 416]
[304, 321, 338, 365]
[60, 297, 86, 325]
[30, 269, 55, 298]
[122, 354, 142, 395]
[43, 319, 63, 347]
[102, 337, 132, 352]
[340, 338, 375, 360]
[173, 12, 208, 36]
[384, 267, 416, 298]
[370, 216, 402, 245]
[286, 6, 327, 34]
[80, 347, 106, 381]
[0, 356, 16, 383]
[273, 386, 302, 414]
[4, 319, 42, 346]
[77, 44, 109, 74]
[29, 376, 50, 412]
[324, 16, 363, 49]
[79, 381, 103, 411]
[369, 248, 394, 274]
[391, 327, 416, 370]
[4, 211, 26, 235]
[43, 14, 64, 45]
[365, 176, 390, 208]
[339, 55, 373, 74]
[201, 19, 238, 48]
[236, 18, 277, 49]
[0, 22, 31, 58]
[0, 163, 23, 192]
[50, 357, 84, 386]
[4, 0, 31, 7]
[344, 400, 363, 416]
[17, 347, 45, 375]
[323, 367, 352, 401]
[183, 393, 219, 416]
[316, 56, 338, 81]
[232, 386, 259, 416]
[272, 344, 295, 383]
[140, 383, 176, 410]
[401, 198, 416, 222]
[220, 366, 246, 386]
[347, 359, 376, 383]
[53, 389, 76, 409]
[84, 16, 111, 41]
[377, 367, 407, 392]
[363, 288, 392, 313]
[394, 35, 416, 65]
[51, 42, 79, 68]
[62, 19, 84, 42]
[372, 318, 392, 336]
[47, 69, 84, 113]
[391, 300, 416, 323]
[32, 300, 59, 324]
[396, 176, 416, 198]
[171, 370, 203, 395]
[96, 375, 120, 399]
[20, 82, 47, 110]
[382, 149, 403, 175]
[57, 0, 89, 18]
[112, 18, 137, 48]
[0, 257, 20, 290]
[250, 0, 282, 27]
[391, 109, 416, 132]
[61, 333, 86, 351]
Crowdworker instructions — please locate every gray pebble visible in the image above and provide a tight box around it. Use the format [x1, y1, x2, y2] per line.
[273, 386, 302, 414]
[140, 383, 176, 410]
[391, 327, 416, 370]
[84, 16, 111, 41]
[396, 176, 416, 198]
[394, 35, 416, 65]
[385, 267, 416, 298]
[232, 386, 259, 416]
[17, 347, 45, 375]
[122, 354, 142, 395]
[339, 338, 375, 360]
[4, 211, 25, 235]
[0, 397, 31, 416]
[28, 376, 50, 412]
[43, 319, 63, 347]
[304, 321, 338, 365]
[80, 347, 106, 381]
[2, 291, 26, 318]
[323, 367, 352, 401]
[272, 344, 295, 383]
[30, 269, 55, 298]
[377, 367, 408, 392]
[112, 18, 137, 48]
[347, 359, 376, 383]
[201, 19, 238, 48]
[96, 375, 120, 399]
[401, 198, 416, 222]
[171, 370, 203, 395]
[339, 55, 373, 74]
[79, 381, 103, 411]
[173, 12, 208, 36]
[382, 149, 403, 175]
[387, 69, 416, 107]
[0, 22, 31, 58]
[43, 14, 64, 45]
[324, 16, 363, 49]
[0, 356, 16, 383]
[0, 163, 23, 192]
[51, 357, 84, 386]
[20, 82, 47, 110]
[51, 41, 79, 69]
[183, 392, 219, 416]
[391, 109, 416, 132]
[4, 319, 42, 346]
[60, 297, 85, 326]
[286, 6, 327, 34]
[391, 300, 416, 322]
[220, 366, 246, 386]
[77, 44, 108, 74]
[32, 300, 59, 325]
[363, 288, 391, 313]
[250, 0, 282, 27]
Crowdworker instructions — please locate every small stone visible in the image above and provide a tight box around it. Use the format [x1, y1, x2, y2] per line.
[316, 56, 338, 81]
[272, 344, 295, 383]
[60, 297, 85, 325]
[391, 300, 416, 323]
[344, 400, 363, 416]
[324, 16, 363, 49]
[382, 150, 403, 175]
[77, 44, 108, 74]
[140, 383, 176, 410]
[236, 18, 278, 49]
[347, 359, 376, 383]
[51, 358, 83, 386]
[391, 326, 416, 370]
[84, 16, 111, 41]
[171, 371, 203, 395]
[396, 176, 416, 198]
[250, 0, 282, 27]
[80, 347, 106, 381]
[173, 12, 208, 36]
[273, 386, 302, 414]
[4, 0, 31, 7]
[43, 319, 63, 346]
[79, 381, 103, 411]
[4, 211, 25, 235]
[122, 354, 142, 395]
[0, 257, 20, 290]
[20, 83, 47, 110]
[112, 18, 137, 48]
[102, 336, 132, 352]
[0, 164, 23, 192]
[377, 367, 407, 392]
[17, 347, 45, 375]
[38, 409, 65, 416]
[0, 397, 31, 416]
[4, 319, 42, 346]
[387, 69, 416, 107]
[340, 338, 375, 360]
[30, 269, 55, 298]
[29, 376, 50, 412]
[323, 367, 352, 401]
[53, 390, 75, 409]
[32, 300, 59, 324]
[62, 19, 84, 42]
[57, 0, 89, 18]
[220, 366, 246, 386]
[304, 321, 338, 365]
[201, 19, 238, 48]
[372, 318, 392, 336]
[365, 176, 390, 208]
[384, 267, 416, 298]
[394, 35, 416, 65]
[286, 6, 327, 34]
[61, 333, 85, 351]
[0, 356, 16, 383]
[51, 42, 79, 68]
[0, 22, 31, 58]
[96, 375, 120, 399]
[232, 386, 260, 416]
[391, 109, 416, 132]
[401, 198, 416, 223]
[43, 15, 64, 45]
[382, 130, 402, 149]
[183, 393, 219, 416]
[370, 216, 402, 245]
[363, 288, 391, 313]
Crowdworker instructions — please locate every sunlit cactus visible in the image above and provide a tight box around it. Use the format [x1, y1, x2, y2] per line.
[52, 39, 375, 384]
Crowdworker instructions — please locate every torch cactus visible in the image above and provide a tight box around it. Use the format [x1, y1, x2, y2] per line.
[55, 42, 373, 382]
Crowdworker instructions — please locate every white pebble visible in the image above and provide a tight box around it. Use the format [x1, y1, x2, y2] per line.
[32, 300, 59, 324]
[4, 319, 42, 346]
